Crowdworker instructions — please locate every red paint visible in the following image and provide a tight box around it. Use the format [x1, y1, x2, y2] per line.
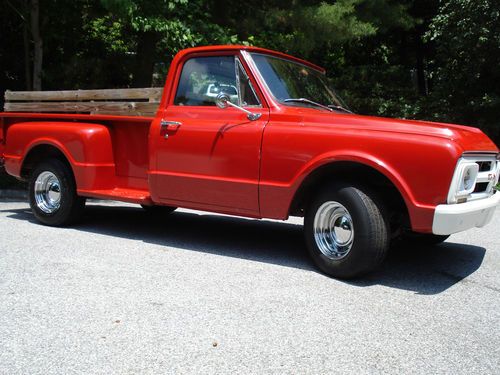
[1, 46, 498, 233]
[150, 105, 269, 216]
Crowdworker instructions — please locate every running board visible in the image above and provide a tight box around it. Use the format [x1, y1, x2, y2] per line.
[78, 188, 152, 205]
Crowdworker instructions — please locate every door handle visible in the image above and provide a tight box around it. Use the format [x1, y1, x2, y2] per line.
[160, 120, 182, 138]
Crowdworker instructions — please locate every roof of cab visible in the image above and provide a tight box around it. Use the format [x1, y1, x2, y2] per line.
[173, 45, 326, 73]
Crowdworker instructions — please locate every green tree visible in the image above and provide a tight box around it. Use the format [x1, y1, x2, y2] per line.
[92, 0, 242, 86]
[209, 0, 413, 59]
[315, 0, 423, 119]
[425, 0, 500, 143]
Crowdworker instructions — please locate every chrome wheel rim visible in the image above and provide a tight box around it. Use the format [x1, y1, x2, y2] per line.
[313, 201, 354, 260]
[34, 171, 61, 214]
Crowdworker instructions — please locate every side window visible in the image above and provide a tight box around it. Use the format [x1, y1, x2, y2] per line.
[174, 56, 238, 106]
[236, 59, 260, 107]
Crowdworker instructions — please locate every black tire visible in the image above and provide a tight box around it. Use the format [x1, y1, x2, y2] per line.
[141, 204, 177, 215]
[29, 159, 86, 226]
[304, 183, 389, 279]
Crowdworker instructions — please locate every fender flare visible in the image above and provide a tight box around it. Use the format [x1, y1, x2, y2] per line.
[6, 121, 115, 190]
[290, 150, 417, 208]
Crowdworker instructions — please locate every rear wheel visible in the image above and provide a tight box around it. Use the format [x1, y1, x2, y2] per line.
[29, 159, 85, 226]
[304, 183, 389, 279]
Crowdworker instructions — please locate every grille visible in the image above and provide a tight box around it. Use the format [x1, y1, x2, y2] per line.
[468, 155, 499, 201]
[477, 161, 492, 172]
[473, 182, 489, 193]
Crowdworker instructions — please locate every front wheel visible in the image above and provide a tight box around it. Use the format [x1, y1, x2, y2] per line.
[29, 159, 86, 226]
[304, 183, 389, 279]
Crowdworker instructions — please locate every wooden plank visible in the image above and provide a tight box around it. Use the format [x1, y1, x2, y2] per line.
[5, 88, 163, 102]
[91, 102, 159, 116]
[4, 101, 159, 116]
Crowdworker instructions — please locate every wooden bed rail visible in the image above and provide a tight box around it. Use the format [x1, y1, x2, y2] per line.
[4, 87, 163, 116]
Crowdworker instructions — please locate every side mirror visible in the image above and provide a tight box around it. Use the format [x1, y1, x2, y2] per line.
[215, 92, 261, 121]
[215, 93, 230, 109]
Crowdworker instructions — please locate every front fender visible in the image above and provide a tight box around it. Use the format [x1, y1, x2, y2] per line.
[260, 151, 419, 217]
[292, 150, 417, 205]
[260, 144, 459, 232]
[4, 121, 116, 190]
[288, 151, 439, 231]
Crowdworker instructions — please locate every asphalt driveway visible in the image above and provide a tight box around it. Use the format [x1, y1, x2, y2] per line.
[0, 200, 499, 374]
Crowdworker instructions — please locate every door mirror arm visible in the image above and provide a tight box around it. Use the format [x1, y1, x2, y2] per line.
[215, 93, 261, 121]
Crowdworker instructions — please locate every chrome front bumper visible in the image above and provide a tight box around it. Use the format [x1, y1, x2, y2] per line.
[432, 192, 500, 235]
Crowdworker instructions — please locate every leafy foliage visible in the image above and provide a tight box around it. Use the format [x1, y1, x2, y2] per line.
[248, 0, 378, 56]
[424, 0, 500, 142]
[0, 0, 499, 187]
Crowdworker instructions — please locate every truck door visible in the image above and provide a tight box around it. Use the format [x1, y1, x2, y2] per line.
[151, 54, 268, 216]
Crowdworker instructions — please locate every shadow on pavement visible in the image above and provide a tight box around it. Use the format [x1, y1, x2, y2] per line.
[350, 242, 486, 295]
[3, 203, 486, 295]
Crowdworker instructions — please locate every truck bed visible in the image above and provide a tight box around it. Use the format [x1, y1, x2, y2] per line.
[1, 87, 163, 198]
[1, 112, 154, 199]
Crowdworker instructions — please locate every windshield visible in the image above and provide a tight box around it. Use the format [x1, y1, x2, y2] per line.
[250, 53, 348, 111]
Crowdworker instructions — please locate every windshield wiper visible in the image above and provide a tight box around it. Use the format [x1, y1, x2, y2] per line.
[327, 104, 353, 114]
[284, 98, 333, 112]
[284, 98, 353, 114]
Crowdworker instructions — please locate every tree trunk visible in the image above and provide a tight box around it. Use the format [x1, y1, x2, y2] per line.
[30, 0, 43, 90]
[23, 0, 32, 91]
[131, 32, 157, 87]
[415, 26, 427, 96]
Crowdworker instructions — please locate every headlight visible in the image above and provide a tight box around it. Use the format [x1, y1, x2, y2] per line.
[447, 159, 479, 203]
[457, 163, 479, 195]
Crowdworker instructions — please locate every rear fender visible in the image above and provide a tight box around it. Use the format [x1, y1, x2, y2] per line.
[4, 121, 116, 190]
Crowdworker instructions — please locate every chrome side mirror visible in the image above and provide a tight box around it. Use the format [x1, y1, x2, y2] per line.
[215, 93, 230, 109]
[216, 93, 261, 121]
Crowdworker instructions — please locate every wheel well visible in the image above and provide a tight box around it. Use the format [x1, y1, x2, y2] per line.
[289, 162, 410, 234]
[21, 144, 72, 180]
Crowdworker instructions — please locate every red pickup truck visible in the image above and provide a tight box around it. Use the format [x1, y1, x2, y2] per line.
[1, 45, 499, 278]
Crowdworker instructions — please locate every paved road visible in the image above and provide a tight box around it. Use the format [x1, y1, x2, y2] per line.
[0, 200, 499, 374]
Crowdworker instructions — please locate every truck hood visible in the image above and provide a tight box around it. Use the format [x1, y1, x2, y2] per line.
[303, 112, 499, 153]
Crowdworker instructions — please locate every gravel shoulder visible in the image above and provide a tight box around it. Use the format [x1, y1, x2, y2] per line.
[1, 200, 499, 374]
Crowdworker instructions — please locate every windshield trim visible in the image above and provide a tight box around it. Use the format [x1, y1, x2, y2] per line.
[247, 52, 347, 112]
[249, 52, 326, 75]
